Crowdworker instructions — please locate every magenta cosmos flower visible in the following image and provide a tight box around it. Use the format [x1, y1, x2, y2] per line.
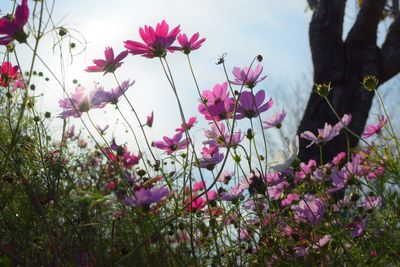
[198, 82, 235, 121]
[292, 193, 324, 224]
[152, 132, 189, 154]
[177, 32, 206, 54]
[263, 110, 286, 129]
[198, 142, 224, 170]
[235, 90, 273, 120]
[85, 47, 128, 74]
[362, 115, 387, 138]
[124, 186, 170, 207]
[0, 0, 29, 45]
[0, 61, 24, 90]
[175, 117, 197, 133]
[231, 64, 267, 89]
[145, 111, 154, 127]
[58, 85, 106, 119]
[124, 20, 180, 58]
[204, 121, 243, 147]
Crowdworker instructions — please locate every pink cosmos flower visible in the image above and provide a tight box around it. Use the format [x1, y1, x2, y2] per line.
[185, 194, 206, 212]
[295, 159, 317, 183]
[0, 61, 24, 91]
[347, 217, 366, 238]
[94, 80, 135, 106]
[103, 139, 141, 169]
[362, 115, 387, 138]
[204, 121, 243, 147]
[85, 47, 128, 74]
[263, 110, 286, 129]
[198, 142, 224, 170]
[145, 111, 154, 127]
[58, 85, 106, 119]
[124, 20, 180, 58]
[217, 170, 233, 183]
[192, 181, 205, 192]
[152, 132, 189, 154]
[124, 186, 170, 207]
[206, 190, 218, 201]
[332, 152, 346, 165]
[362, 195, 381, 210]
[64, 125, 76, 139]
[281, 193, 300, 207]
[198, 82, 235, 121]
[300, 123, 339, 148]
[0, 0, 29, 45]
[220, 184, 245, 201]
[333, 114, 352, 133]
[292, 193, 324, 224]
[235, 90, 273, 120]
[177, 32, 205, 54]
[175, 117, 197, 133]
[231, 64, 267, 89]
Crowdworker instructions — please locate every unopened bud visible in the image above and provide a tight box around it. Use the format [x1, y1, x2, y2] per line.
[362, 75, 378, 91]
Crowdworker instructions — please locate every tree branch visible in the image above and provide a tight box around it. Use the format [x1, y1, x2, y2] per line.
[309, 0, 346, 82]
[347, 0, 386, 45]
[381, 16, 400, 82]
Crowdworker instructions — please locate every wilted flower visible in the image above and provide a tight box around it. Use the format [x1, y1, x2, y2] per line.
[177, 33, 205, 54]
[124, 20, 180, 58]
[85, 47, 128, 74]
[231, 64, 267, 89]
[0, 0, 29, 45]
[145, 111, 154, 127]
[96, 124, 109, 134]
[235, 90, 273, 120]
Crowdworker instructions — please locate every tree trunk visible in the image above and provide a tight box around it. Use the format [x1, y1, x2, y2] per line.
[297, 0, 400, 163]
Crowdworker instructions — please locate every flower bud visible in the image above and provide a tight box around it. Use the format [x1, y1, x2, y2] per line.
[362, 75, 378, 91]
[315, 82, 332, 97]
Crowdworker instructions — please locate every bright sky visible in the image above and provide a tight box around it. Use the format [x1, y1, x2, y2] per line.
[3, 0, 399, 156]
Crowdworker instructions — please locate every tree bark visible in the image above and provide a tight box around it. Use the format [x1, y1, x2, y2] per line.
[297, 0, 400, 163]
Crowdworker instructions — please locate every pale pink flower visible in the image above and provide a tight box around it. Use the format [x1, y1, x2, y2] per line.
[231, 64, 267, 89]
[300, 123, 339, 148]
[333, 114, 352, 133]
[263, 110, 286, 129]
